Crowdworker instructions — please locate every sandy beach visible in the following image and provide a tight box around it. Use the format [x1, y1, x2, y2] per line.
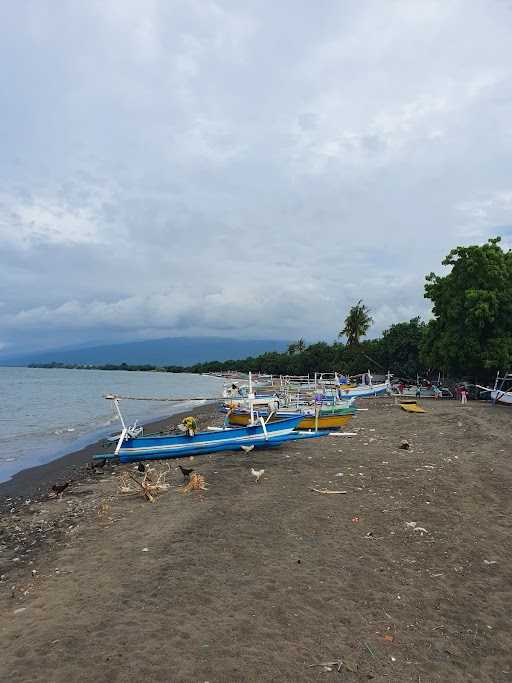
[1, 397, 511, 682]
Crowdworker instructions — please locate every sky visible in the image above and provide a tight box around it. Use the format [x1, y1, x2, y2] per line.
[1, 0, 512, 356]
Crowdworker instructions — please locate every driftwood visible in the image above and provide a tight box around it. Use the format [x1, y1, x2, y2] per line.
[308, 659, 344, 672]
[310, 487, 348, 495]
[119, 466, 170, 502]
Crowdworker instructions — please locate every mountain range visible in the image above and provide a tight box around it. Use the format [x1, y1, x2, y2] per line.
[0, 336, 290, 367]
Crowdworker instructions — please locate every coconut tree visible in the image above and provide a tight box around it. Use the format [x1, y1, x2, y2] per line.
[288, 338, 306, 355]
[340, 300, 373, 346]
[295, 337, 306, 353]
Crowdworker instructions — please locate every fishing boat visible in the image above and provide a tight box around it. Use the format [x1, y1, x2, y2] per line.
[226, 404, 356, 430]
[116, 416, 328, 463]
[101, 387, 329, 463]
[477, 372, 512, 405]
[337, 380, 390, 399]
[394, 385, 451, 398]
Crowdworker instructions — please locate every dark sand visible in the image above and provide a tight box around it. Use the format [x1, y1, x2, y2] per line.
[0, 402, 219, 512]
[1, 398, 512, 682]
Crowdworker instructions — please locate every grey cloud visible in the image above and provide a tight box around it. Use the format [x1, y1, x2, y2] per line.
[1, 1, 512, 355]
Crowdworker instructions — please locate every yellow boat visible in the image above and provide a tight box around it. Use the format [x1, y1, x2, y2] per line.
[227, 410, 354, 430]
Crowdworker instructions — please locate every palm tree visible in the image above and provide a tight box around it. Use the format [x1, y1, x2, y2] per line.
[339, 300, 373, 346]
[288, 338, 307, 354]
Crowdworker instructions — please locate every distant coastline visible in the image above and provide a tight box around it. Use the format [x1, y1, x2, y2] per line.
[27, 362, 183, 372]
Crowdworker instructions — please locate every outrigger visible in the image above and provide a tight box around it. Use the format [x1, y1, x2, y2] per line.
[97, 373, 329, 463]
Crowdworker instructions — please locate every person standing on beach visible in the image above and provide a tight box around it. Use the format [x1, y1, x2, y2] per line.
[460, 387, 468, 405]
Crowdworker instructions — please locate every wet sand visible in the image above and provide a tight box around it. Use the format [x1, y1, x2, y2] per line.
[1, 398, 511, 682]
[0, 402, 219, 511]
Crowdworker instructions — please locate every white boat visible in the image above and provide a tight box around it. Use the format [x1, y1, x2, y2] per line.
[478, 372, 512, 405]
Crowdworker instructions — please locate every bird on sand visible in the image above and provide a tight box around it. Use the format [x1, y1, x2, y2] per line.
[137, 463, 146, 473]
[240, 445, 255, 454]
[399, 440, 410, 450]
[89, 458, 107, 471]
[178, 465, 194, 481]
[250, 467, 264, 483]
[51, 482, 71, 496]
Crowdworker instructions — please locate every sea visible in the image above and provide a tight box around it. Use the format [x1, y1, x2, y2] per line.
[0, 367, 226, 483]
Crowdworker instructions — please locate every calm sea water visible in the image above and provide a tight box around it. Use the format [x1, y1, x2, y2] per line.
[0, 367, 225, 482]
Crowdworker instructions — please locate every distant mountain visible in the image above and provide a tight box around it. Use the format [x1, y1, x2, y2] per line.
[0, 336, 290, 367]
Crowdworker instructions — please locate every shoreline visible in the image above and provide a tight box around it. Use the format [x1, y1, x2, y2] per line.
[0, 401, 221, 510]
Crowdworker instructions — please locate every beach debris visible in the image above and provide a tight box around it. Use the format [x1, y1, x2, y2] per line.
[141, 547, 149, 552]
[119, 467, 170, 502]
[405, 521, 429, 535]
[178, 465, 194, 482]
[308, 659, 344, 673]
[483, 559, 498, 565]
[137, 463, 146, 474]
[250, 467, 264, 483]
[311, 487, 348, 495]
[365, 642, 375, 657]
[351, 516, 360, 523]
[182, 472, 208, 493]
[240, 445, 255, 453]
[399, 440, 410, 450]
[97, 501, 111, 519]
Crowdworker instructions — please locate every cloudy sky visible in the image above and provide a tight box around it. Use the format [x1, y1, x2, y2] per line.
[1, 0, 512, 355]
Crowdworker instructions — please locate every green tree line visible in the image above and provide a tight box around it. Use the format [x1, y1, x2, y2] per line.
[184, 237, 512, 382]
[30, 238, 512, 382]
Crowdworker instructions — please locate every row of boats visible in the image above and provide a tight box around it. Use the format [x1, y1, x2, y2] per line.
[97, 368, 512, 465]
[99, 372, 389, 464]
[221, 372, 392, 430]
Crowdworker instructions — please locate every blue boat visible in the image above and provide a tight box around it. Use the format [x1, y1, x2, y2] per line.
[117, 415, 325, 463]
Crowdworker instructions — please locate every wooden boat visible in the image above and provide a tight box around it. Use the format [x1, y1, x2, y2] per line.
[478, 372, 512, 405]
[337, 380, 390, 399]
[394, 384, 451, 398]
[116, 415, 326, 463]
[226, 405, 355, 430]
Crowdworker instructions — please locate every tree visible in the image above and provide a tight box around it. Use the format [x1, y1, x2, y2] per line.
[420, 237, 512, 378]
[287, 338, 306, 355]
[295, 337, 306, 353]
[379, 317, 426, 378]
[339, 300, 373, 346]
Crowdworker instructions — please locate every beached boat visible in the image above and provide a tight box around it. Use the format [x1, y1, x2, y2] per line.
[337, 380, 390, 399]
[393, 384, 452, 398]
[478, 372, 512, 405]
[116, 416, 326, 462]
[226, 405, 356, 430]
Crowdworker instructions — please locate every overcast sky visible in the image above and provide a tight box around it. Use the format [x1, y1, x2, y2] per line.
[1, 0, 512, 355]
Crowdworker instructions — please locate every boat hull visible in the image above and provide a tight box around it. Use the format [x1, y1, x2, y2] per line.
[227, 410, 354, 430]
[490, 389, 512, 405]
[337, 382, 390, 399]
[118, 415, 303, 462]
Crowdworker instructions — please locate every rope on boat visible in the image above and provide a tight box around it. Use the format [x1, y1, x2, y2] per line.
[104, 394, 224, 402]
